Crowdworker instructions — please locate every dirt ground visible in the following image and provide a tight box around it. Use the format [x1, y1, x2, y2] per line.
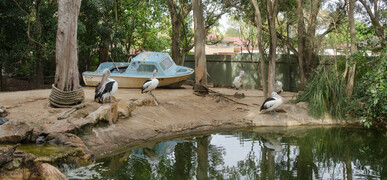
[0, 85, 350, 156]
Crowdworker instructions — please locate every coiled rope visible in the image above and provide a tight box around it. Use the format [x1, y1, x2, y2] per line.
[49, 84, 84, 108]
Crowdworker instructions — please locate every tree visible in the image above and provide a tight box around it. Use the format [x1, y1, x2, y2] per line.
[53, 0, 82, 91]
[9, 0, 57, 89]
[296, 0, 306, 90]
[166, 0, 192, 65]
[277, 0, 346, 88]
[251, 0, 268, 98]
[358, 0, 386, 46]
[167, 0, 228, 65]
[193, 0, 208, 89]
[266, 0, 279, 97]
[346, 0, 357, 98]
[224, 27, 239, 37]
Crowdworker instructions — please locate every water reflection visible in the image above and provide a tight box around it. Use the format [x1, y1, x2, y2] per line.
[65, 127, 386, 179]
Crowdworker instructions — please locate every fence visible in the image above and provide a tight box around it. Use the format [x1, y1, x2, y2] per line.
[184, 54, 346, 92]
[184, 54, 301, 92]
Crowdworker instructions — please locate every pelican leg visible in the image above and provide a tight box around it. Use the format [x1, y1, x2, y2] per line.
[150, 92, 159, 106]
[270, 111, 274, 116]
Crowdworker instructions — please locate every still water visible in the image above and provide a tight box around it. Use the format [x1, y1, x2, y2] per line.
[65, 126, 386, 179]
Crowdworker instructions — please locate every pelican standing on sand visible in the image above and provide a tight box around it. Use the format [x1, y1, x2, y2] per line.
[260, 92, 283, 115]
[142, 69, 159, 105]
[95, 69, 118, 103]
[233, 70, 244, 90]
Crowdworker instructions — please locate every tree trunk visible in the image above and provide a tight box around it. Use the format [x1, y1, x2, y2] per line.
[346, 0, 357, 98]
[166, 0, 191, 65]
[99, 33, 110, 64]
[171, 18, 182, 64]
[34, 0, 44, 89]
[304, 0, 320, 77]
[266, 0, 278, 97]
[297, 0, 306, 91]
[166, 1, 181, 64]
[196, 136, 209, 180]
[251, 0, 268, 98]
[0, 63, 2, 91]
[54, 0, 82, 91]
[193, 0, 207, 88]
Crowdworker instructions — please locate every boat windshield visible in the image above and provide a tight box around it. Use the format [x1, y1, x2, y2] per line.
[137, 64, 157, 73]
[160, 57, 173, 71]
[111, 66, 128, 73]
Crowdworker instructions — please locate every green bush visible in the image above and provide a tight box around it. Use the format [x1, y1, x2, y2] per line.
[352, 48, 387, 127]
[294, 66, 347, 120]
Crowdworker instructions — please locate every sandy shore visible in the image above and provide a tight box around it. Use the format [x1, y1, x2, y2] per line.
[0, 86, 351, 156]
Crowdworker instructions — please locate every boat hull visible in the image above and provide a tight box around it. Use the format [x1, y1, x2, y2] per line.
[82, 73, 193, 88]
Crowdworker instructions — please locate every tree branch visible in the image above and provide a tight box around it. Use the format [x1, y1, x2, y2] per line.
[12, 0, 45, 48]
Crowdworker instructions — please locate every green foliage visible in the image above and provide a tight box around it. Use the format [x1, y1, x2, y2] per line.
[352, 48, 387, 127]
[294, 66, 347, 119]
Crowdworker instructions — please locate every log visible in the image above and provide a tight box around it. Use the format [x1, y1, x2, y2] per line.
[0, 143, 20, 167]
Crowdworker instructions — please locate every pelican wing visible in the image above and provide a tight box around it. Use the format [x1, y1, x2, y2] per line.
[103, 81, 116, 94]
[142, 79, 152, 93]
[260, 97, 276, 111]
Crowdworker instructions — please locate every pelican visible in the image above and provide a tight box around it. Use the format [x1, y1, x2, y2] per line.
[94, 69, 118, 103]
[260, 92, 283, 115]
[275, 80, 283, 94]
[233, 70, 244, 90]
[142, 69, 159, 105]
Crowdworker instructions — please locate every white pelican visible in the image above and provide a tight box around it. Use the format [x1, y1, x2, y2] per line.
[233, 70, 244, 90]
[275, 80, 283, 94]
[142, 69, 159, 105]
[260, 92, 283, 115]
[94, 69, 118, 103]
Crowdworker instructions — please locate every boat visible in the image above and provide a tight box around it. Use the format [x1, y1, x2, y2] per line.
[82, 52, 194, 88]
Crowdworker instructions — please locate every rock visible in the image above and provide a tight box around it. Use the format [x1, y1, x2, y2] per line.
[0, 106, 8, 117]
[117, 101, 130, 119]
[0, 120, 33, 143]
[36, 136, 46, 144]
[34, 156, 52, 164]
[234, 92, 245, 98]
[0, 117, 9, 125]
[29, 163, 68, 180]
[4, 158, 22, 170]
[30, 127, 41, 143]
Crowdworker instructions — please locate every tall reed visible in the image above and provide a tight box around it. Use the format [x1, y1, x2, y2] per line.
[294, 66, 347, 119]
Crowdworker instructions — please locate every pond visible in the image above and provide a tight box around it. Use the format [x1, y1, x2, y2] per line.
[64, 126, 386, 179]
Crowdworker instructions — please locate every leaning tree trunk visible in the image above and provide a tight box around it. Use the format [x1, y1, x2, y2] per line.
[50, 0, 84, 108]
[251, 0, 268, 99]
[193, 0, 207, 91]
[346, 0, 357, 98]
[54, 0, 81, 91]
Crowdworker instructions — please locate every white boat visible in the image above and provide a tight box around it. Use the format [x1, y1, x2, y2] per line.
[82, 52, 194, 88]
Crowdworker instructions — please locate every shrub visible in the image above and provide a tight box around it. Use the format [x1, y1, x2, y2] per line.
[294, 66, 347, 120]
[352, 48, 387, 127]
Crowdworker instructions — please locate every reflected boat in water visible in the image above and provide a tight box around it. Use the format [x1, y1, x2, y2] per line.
[65, 127, 386, 179]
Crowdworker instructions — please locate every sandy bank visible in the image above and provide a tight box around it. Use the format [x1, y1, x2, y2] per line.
[0, 86, 353, 156]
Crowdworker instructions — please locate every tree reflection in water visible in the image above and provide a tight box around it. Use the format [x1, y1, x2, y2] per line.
[65, 127, 386, 179]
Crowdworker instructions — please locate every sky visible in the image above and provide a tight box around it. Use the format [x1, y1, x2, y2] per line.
[219, 14, 231, 34]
